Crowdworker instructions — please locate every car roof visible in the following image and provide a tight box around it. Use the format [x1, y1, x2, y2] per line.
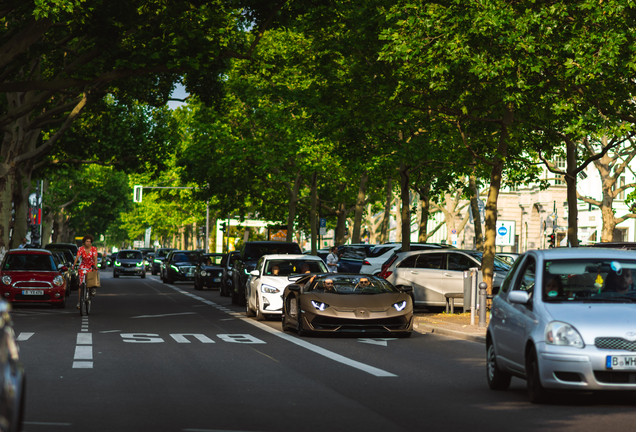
[7, 248, 52, 255]
[246, 241, 298, 245]
[262, 254, 325, 260]
[528, 248, 636, 260]
[395, 248, 473, 257]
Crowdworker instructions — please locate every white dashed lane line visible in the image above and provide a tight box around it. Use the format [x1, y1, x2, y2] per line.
[74, 316, 93, 369]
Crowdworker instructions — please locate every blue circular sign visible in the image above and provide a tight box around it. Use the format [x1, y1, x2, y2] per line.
[498, 226, 508, 236]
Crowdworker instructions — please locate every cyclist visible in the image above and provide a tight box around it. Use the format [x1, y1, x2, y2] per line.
[72, 234, 98, 309]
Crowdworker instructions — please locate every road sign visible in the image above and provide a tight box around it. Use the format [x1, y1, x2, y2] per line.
[495, 221, 516, 246]
[451, 229, 457, 235]
[319, 218, 327, 235]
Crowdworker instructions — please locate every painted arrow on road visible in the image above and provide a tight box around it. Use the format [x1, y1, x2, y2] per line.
[358, 338, 397, 346]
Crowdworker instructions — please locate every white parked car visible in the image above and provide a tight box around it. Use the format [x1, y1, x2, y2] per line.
[362, 243, 452, 276]
[488, 248, 636, 403]
[383, 249, 510, 307]
[246, 254, 328, 320]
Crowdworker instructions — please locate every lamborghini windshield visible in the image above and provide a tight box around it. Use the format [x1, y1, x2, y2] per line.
[306, 275, 400, 294]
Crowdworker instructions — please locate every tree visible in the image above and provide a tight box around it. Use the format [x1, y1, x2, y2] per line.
[0, 0, 287, 248]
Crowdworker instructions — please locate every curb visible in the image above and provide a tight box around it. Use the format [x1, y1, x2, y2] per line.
[415, 323, 486, 344]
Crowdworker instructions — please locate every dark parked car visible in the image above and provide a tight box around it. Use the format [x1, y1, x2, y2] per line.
[219, 251, 240, 297]
[97, 252, 105, 269]
[50, 251, 72, 297]
[45, 242, 78, 256]
[335, 244, 377, 274]
[0, 300, 25, 431]
[47, 248, 79, 291]
[113, 250, 146, 278]
[194, 253, 226, 290]
[152, 248, 175, 275]
[231, 241, 303, 306]
[144, 252, 155, 272]
[162, 250, 200, 284]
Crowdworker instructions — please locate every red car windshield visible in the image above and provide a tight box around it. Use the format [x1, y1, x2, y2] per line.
[4, 254, 56, 271]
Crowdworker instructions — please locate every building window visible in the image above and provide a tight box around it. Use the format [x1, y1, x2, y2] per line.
[554, 157, 566, 185]
[619, 176, 625, 200]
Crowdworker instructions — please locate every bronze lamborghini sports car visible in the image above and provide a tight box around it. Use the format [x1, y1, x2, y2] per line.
[281, 274, 414, 337]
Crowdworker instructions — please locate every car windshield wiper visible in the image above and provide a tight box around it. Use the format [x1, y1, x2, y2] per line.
[582, 297, 636, 303]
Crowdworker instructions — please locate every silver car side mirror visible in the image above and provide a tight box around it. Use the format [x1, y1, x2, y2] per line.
[508, 290, 530, 304]
[250, 270, 260, 277]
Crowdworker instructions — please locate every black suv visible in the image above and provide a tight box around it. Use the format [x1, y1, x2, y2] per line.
[219, 251, 239, 297]
[152, 248, 175, 275]
[231, 241, 302, 305]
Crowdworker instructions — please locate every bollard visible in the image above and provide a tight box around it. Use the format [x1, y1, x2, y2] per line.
[478, 282, 488, 329]
[470, 267, 478, 325]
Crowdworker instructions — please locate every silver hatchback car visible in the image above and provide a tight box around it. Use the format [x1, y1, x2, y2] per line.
[487, 248, 636, 403]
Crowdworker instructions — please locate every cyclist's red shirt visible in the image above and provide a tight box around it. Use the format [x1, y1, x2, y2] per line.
[76, 246, 97, 284]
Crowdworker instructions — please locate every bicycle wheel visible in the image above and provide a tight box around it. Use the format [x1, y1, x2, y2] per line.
[80, 283, 89, 316]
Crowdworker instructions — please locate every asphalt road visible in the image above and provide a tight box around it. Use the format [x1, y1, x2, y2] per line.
[10, 269, 636, 432]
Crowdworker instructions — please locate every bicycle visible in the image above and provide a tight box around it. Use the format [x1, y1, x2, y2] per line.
[79, 281, 92, 316]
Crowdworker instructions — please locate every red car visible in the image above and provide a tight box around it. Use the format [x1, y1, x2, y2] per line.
[0, 249, 68, 308]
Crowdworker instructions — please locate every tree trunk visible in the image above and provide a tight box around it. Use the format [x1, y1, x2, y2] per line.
[469, 173, 484, 251]
[417, 182, 431, 243]
[310, 172, 317, 254]
[379, 178, 392, 243]
[335, 203, 347, 246]
[0, 173, 12, 250]
[600, 188, 616, 242]
[286, 172, 302, 242]
[42, 209, 53, 247]
[399, 163, 411, 252]
[351, 171, 368, 244]
[395, 191, 402, 243]
[13, 164, 33, 247]
[565, 138, 579, 246]
[482, 104, 513, 294]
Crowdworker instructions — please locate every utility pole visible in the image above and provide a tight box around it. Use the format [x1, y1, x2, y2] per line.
[205, 201, 209, 253]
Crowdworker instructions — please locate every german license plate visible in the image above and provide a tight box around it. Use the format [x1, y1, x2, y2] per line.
[22, 290, 43, 295]
[606, 355, 636, 370]
[214, 278, 221, 282]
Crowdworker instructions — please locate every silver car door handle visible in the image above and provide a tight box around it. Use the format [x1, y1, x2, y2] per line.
[444, 273, 453, 277]
[410, 271, 418, 275]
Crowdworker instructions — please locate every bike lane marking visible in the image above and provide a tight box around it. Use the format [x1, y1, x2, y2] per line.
[162, 284, 396, 377]
[73, 316, 93, 369]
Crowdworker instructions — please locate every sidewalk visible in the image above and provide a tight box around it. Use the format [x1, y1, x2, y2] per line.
[413, 310, 487, 344]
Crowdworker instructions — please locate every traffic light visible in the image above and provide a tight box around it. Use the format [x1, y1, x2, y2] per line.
[220, 222, 226, 233]
[133, 185, 143, 203]
[548, 233, 556, 248]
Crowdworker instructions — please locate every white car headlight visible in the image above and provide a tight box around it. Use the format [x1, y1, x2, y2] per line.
[53, 276, 64, 286]
[393, 300, 407, 312]
[545, 321, 585, 348]
[2, 276, 11, 285]
[201, 271, 207, 277]
[311, 300, 329, 311]
[261, 284, 279, 294]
